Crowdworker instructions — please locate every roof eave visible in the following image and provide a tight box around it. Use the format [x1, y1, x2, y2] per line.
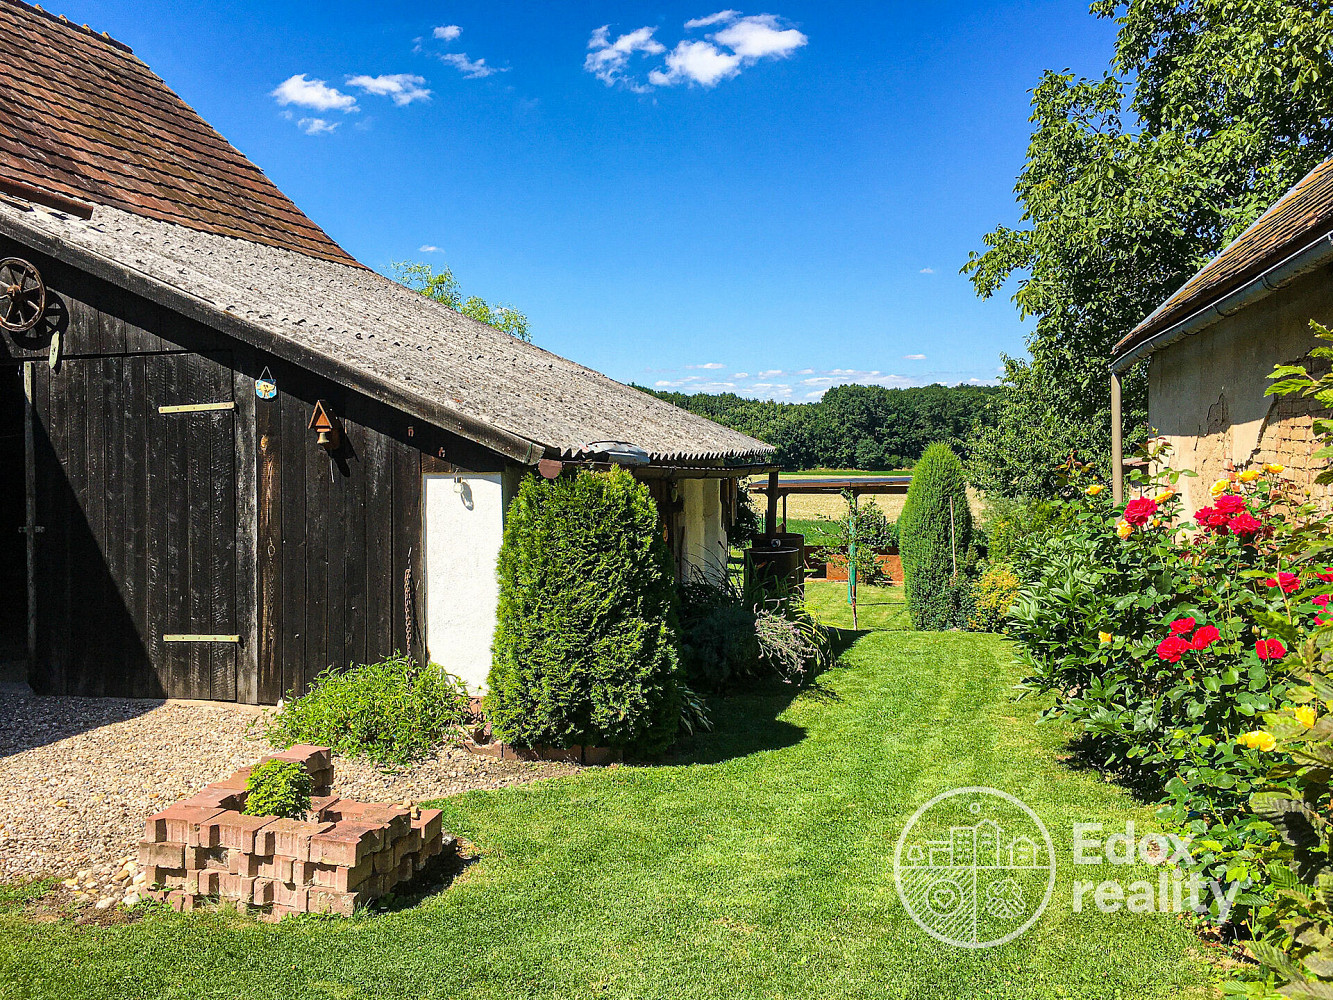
[1110, 228, 1333, 372]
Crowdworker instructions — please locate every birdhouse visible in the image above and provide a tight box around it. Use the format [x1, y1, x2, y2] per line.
[308, 399, 341, 451]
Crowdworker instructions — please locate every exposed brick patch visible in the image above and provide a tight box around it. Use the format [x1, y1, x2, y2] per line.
[139, 746, 455, 919]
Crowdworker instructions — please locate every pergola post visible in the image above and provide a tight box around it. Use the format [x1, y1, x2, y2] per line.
[765, 468, 779, 537]
[1111, 370, 1124, 505]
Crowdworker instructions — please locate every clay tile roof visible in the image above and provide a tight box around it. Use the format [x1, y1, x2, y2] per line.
[1114, 155, 1333, 363]
[0, 0, 357, 265]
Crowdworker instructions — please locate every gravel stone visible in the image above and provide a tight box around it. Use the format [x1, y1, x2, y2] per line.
[0, 693, 577, 900]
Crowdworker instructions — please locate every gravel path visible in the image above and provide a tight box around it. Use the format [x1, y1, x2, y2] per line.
[0, 694, 578, 908]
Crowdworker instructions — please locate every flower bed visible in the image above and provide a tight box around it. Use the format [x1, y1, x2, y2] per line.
[1004, 438, 1333, 994]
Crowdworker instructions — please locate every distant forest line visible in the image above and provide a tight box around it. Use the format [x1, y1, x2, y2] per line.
[638, 382, 1003, 470]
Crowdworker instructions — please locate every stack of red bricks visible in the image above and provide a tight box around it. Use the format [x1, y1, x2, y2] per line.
[139, 745, 451, 919]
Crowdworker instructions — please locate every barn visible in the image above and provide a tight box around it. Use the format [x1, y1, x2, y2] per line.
[0, 0, 774, 703]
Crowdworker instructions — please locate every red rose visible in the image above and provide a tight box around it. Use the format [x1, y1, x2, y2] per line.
[1318, 567, 1333, 583]
[1124, 497, 1159, 527]
[1205, 510, 1231, 531]
[1157, 635, 1190, 663]
[1264, 572, 1300, 594]
[1190, 625, 1221, 650]
[1256, 639, 1288, 661]
[1228, 512, 1261, 536]
[1214, 494, 1246, 515]
[1169, 617, 1196, 635]
[1314, 594, 1330, 609]
[1194, 506, 1215, 527]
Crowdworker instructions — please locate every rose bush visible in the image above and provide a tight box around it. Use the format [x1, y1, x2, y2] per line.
[1007, 445, 1333, 923]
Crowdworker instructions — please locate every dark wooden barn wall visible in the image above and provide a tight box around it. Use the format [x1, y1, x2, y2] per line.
[0, 237, 499, 703]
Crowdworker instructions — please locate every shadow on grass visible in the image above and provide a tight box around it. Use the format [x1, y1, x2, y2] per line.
[369, 846, 479, 914]
[1057, 731, 1166, 805]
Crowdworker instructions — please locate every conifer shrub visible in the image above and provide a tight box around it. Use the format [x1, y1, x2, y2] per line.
[898, 443, 974, 629]
[485, 468, 681, 756]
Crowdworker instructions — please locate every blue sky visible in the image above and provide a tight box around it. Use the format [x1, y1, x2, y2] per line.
[69, 2, 1115, 400]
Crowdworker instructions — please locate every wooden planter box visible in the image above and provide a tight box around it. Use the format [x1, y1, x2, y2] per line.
[823, 550, 902, 584]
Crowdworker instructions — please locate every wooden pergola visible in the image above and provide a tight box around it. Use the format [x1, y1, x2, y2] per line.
[750, 472, 912, 534]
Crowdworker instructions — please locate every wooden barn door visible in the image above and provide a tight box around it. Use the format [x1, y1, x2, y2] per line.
[30, 351, 237, 699]
[146, 353, 237, 700]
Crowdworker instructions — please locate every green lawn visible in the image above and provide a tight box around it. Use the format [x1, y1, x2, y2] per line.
[0, 584, 1221, 999]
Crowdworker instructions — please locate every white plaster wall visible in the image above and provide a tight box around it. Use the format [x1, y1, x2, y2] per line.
[1148, 267, 1333, 516]
[423, 473, 505, 693]
[680, 478, 726, 585]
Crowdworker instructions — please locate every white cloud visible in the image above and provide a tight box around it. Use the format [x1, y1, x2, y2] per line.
[686, 362, 726, 369]
[587, 12, 805, 90]
[733, 372, 749, 379]
[795, 368, 814, 375]
[297, 117, 339, 135]
[347, 74, 431, 105]
[919, 267, 935, 274]
[438, 52, 505, 78]
[758, 369, 782, 377]
[433, 24, 462, 41]
[272, 74, 359, 112]
[419, 245, 441, 253]
[712, 14, 807, 60]
[903, 354, 926, 360]
[684, 10, 740, 28]
[585, 25, 666, 88]
[648, 40, 742, 88]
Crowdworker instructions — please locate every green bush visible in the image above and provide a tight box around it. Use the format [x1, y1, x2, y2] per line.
[979, 495, 1072, 572]
[678, 576, 832, 691]
[262, 654, 470, 768]
[898, 443, 974, 629]
[242, 759, 312, 819]
[486, 469, 681, 756]
[966, 563, 1020, 632]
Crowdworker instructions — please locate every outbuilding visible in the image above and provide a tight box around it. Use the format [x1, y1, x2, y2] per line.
[0, 0, 773, 702]
[1110, 155, 1333, 513]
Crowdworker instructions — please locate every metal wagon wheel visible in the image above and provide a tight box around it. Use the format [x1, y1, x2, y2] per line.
[0, 257, 45, 332]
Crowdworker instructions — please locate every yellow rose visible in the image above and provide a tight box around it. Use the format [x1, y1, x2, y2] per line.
[1115, 519, 1133, 539]
[1265, 463, 1285, 474]
[1294, 705, 1317, 728]
[1154, 489, 1175, 503]
[1085, 484, 1104, 496]
[1099, 631, 1113, 644]
[1238, 730, 1277, 752]
[1211, 479, 1230, 495]
[1239, 469, 1261, 483]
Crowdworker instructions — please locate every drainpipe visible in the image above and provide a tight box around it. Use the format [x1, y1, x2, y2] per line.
[1110, 370, 1123, 505]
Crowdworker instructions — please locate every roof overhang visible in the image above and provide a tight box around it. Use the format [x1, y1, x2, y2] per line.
[1110, 228, 1333, 372]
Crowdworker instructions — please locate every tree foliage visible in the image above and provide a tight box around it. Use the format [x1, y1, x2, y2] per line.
[898, 444, 974, 630]
[486, 469, 681, 756]
[391, 260, 532, 342]
[640, 382, 1000, 470]
[966, 0, 1333, 498]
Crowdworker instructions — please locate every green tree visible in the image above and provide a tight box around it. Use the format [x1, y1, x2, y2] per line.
[966, 0, 1333, 498]
[391, 260, 532, 342]
[636, 383, 1000, 471]
[485, 469, 681, 756]
[898, 443, 973, 630]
